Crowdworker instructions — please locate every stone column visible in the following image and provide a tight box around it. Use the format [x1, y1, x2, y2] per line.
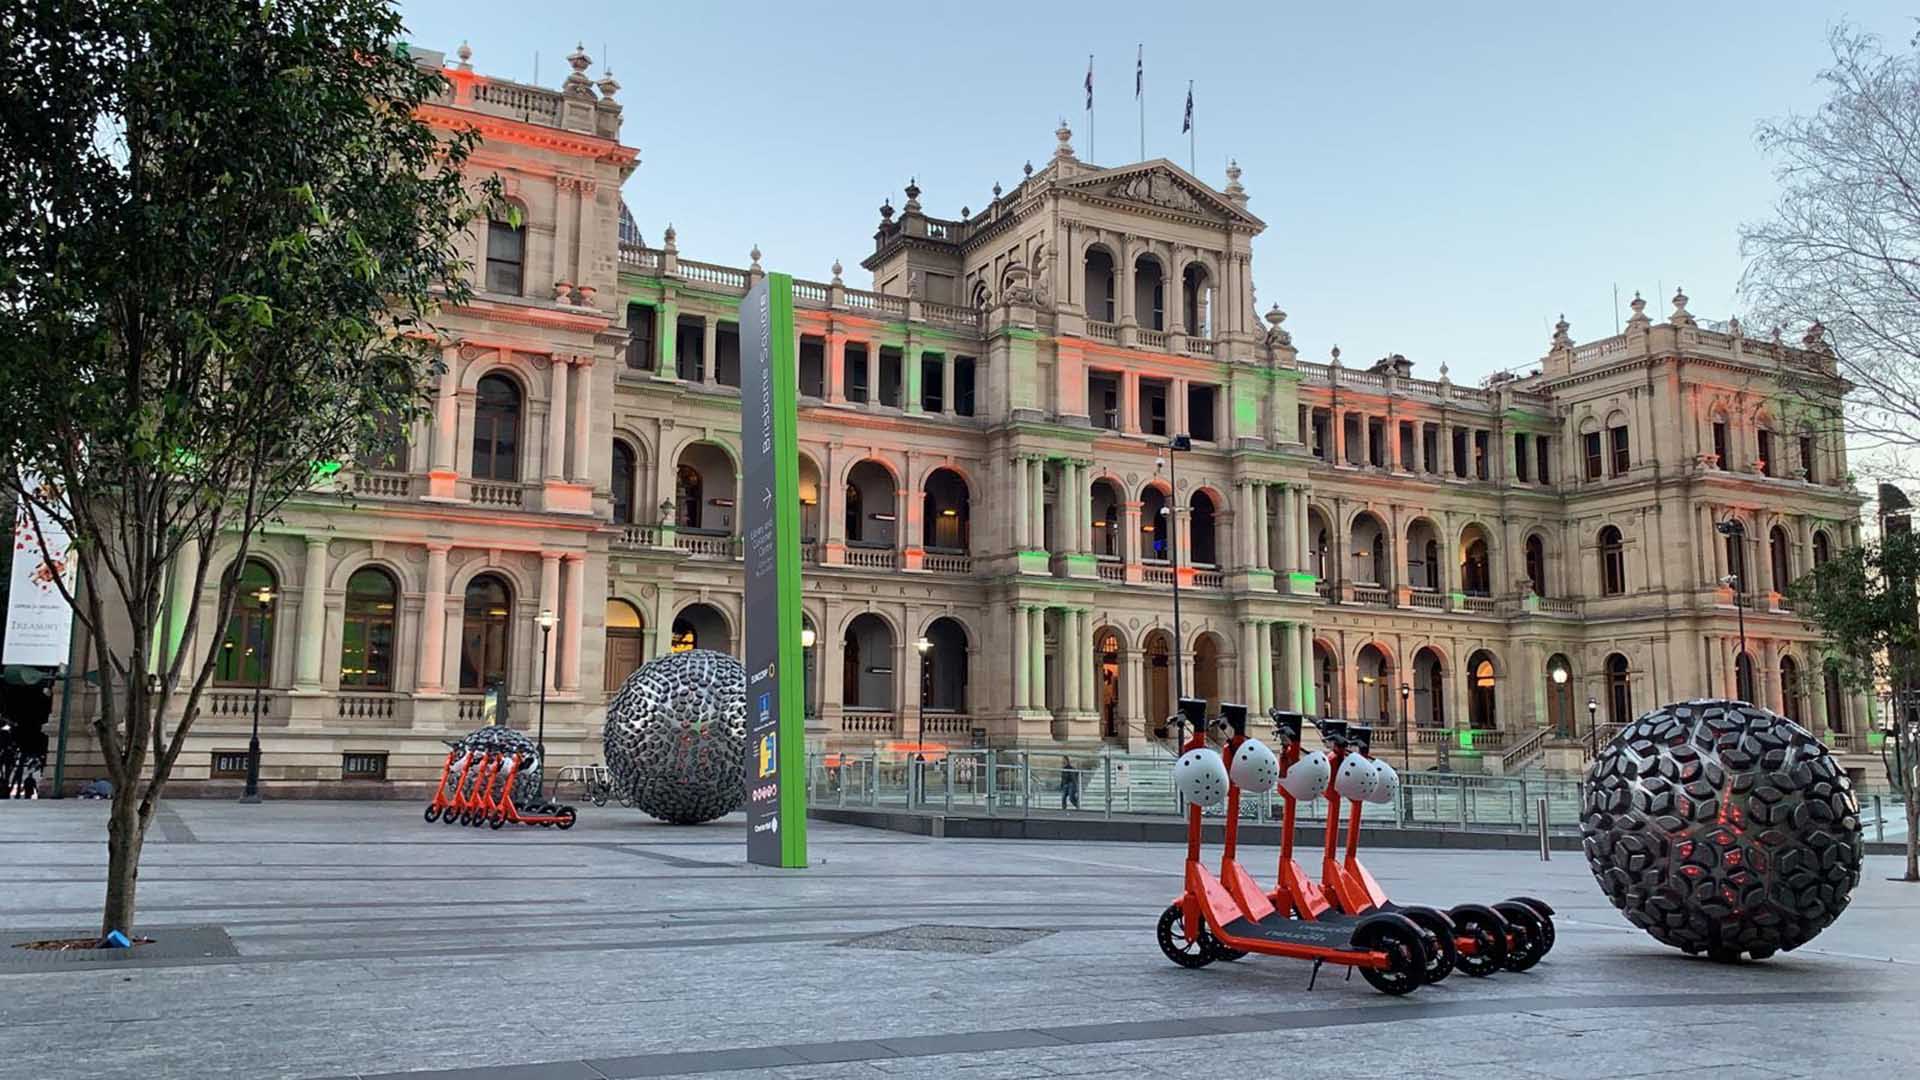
[419, 544, 449, 694]
[1059, 609, 1080, 714]
[1240, 619, 1260, 705]
[538, 552, 561, 694]
[1257, 621, 1275, 713]
[1255, 484, 1272, 573]
[295, 536, 328, 689]
[942, 354, 956, 415]
[1413, 422, 1426, 473]
[1238, 482, 1257, 571]
[1012, 455, 1030, 550]
[865, 341, 878, 404]
[431, 347, 460, 475]
[1808, 647, 1829, 735]
[1060, 461, 1080, 556]
[1028, 458, 1046, 550]
[1277, 486, 1296, 574]
[1122, 500, 1144, 583]
[1121, 371, 1141, 433]
[571, 357, 592, 485]
[826, 333, 846, 403]
[1278, 622, 1299, 710]
[1296, 623, 1317, 714]
[1295, 488, 1311, 578]
[544, 359, 569, 481]
[1078, 609, 1096, 719]
[1077, 463, 1095, 555]
[1028, 605, 1047, 711]
[166, 536, 201, 670]
[561, 553, 585, 691]
[701, 318, 717, 386]
[1012, 603, 1030, 711]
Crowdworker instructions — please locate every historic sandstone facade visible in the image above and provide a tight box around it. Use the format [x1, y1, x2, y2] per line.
[58, 50, 1873, 792]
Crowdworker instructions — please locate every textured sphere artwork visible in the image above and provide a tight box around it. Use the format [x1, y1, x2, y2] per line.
[603, 648, 747, 824]
[448, 724, 543, 807]
[1582, 699, 1862, 961]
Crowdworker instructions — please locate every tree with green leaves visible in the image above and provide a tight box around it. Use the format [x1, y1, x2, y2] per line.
[1788, 529, 1920, 881]
[0, 0, 498, 934]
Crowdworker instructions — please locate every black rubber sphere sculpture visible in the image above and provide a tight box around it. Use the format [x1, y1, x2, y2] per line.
[1581, 699, 1862, 961]
[448, 724, 542, 806]
[602, 648, 746, 824]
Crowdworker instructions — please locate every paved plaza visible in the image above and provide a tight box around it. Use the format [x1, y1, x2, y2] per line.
[0, 799, 1914, 1080]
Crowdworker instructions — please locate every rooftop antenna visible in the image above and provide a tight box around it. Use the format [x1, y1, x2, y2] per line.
[533, 51, 539, 85]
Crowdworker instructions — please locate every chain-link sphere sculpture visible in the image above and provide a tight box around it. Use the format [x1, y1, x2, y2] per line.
[447, 725, 542, 806]
[603, 649, 746, 824]
[1581, 699, 1862, 961]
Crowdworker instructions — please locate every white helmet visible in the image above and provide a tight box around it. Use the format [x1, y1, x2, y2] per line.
[1173, 747, 1230, 808]
[1334, 752, 1379, 802]
[1277, 749, 1330, 801]
[1365, 759, 1400, 805]
[1228, 738, 1280, 794]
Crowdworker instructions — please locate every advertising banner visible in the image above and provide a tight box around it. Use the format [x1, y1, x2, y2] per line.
[4, 473, 76, 667]
[741, 273, 808, 868]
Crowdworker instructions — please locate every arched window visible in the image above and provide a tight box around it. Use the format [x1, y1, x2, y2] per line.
[340, 567, 397, 690]
[1314, 643, 1339, 717]
[922, 469, 971, 551]
[1189, 492, 1218, 566]
[1780, 655, 1803, 723]
[1143, 488, 1171, 562]
[1599, 526, 1625, 596]
[1735, 651, 1756, 704]
[1813, 530, 1832, 568]
[360, 410, 408, 472]
[486, 217, 525, 295]
[1466, 651, 1497, 730]
[1525, 534, 1547, 596]
[611, 441, 637, 525]
[1423, 538, 1439, 591]
[1182, 263, 1213, 337]
[1608, 420, 1630, 476]
[678, 466, 706, 530]
[604, 599, 645, 691]
[1134, 255, 1165, 330]
[216, 560, 278, 686]
[472, 374, 522, 481]
[1097, 629, 1122, 739]
[1461, 534, 1491, 596]
[1770, 525, 1793, 593]
[1824, 662, 1846, 732]
[921, 616, 969, 713]
[1605, 653, 1632, 727]
[1084, 247, 1116, 323]
[1545, 654, 1574, 736]
[1726, 526, 1749, 593]
[459, 574, 512, 692]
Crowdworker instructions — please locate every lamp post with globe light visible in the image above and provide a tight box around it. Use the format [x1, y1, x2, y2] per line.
[1587, 695, 1600, 757]
[1551, 662, 1570, 737]
[913, 635, 932, 804]
[535, 608, 554, 796]
[1398, 682, 1412, 773]
[240, 583, 274, 804]
[1154, 434, 1193, 741]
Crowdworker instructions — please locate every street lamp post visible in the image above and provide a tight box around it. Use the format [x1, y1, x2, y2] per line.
[913, 635, 932, 806]
[1550, 662, 1570, 737]
[1586, 695, 1600, 757]
[1156, 434, 1193, 740]
[241, 584, 274, 804]
[1716, 519, 1750, 698]
[800, 626, 816, 721]
[1398, 682, 1412, 774]
[535, 608, 554, 797]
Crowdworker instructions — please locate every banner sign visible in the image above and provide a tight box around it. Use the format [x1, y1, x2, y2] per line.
[741, 273, 808, 868]
[4, 473, 76, 667]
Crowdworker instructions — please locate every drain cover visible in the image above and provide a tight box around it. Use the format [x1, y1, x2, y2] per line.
[839, 924, 1054, 955]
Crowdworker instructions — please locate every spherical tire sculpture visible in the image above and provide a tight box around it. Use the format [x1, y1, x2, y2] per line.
[602, 649, 747, 824]
[1581, 699, 1862, 962]
[448, 725, 543, 808]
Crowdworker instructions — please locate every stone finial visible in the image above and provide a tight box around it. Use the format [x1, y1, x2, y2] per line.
[879, 198, 894, 223]
[1265, 305, 1292, 347]
[1438, 361, 1451, 381]
[903, 177, 921, 213]
[992, 180, 1003, 198]
[1626, 290, 1650, 329]
[456, 41, 473, 70]
[1551, 313, 1572, 349]
[1772, 324, 1784, 346]
[563, 43, 595, 97]
[1803, 320, 1828, 351]
[1224, 159, 1246, 202]
[960, 206, 970, 219]
[749, 245, 763, 272]
[1055, 120, 1075, 160]
[831, 259, 843, 284]
[662, 223, 677, 252]
[1329, 345, 1342, 367]
[596, 69, 620, 101]
[1726, 314, 1742, 339]
[1670, 286, 1695, 327]
[1023, 160, 1034, 178]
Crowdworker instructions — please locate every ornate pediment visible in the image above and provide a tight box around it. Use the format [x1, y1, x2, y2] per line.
[1064, 161, 1262, 229]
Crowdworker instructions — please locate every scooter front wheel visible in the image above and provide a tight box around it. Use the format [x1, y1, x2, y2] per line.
[1156, 904, 1216, 969]
[1400, 908, 1457, 984]
[424, 806, 440, 823]
[558, 809, 577, 830]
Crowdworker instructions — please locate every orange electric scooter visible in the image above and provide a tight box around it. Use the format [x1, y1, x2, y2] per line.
[1156, 698, 1431, 995]
[482, 753, 578, 830]
[423, 749, 472, 823]
[1313, 717, 1554, 973]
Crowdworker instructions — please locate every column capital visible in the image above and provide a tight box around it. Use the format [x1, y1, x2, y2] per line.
[425, 541, 452, 555]
[561, 551, 586, 565]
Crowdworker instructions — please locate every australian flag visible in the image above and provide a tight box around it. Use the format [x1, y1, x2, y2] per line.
[1182, 82, 1193, 133]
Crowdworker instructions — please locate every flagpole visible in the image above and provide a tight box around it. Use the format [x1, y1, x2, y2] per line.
[1087, 54, 1095, 165]
[1137, 44, 1145, 162]
[1188, 81, 1195, 174]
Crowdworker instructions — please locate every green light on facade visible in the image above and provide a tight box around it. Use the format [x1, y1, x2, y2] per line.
[1457, 728, 1473, 750]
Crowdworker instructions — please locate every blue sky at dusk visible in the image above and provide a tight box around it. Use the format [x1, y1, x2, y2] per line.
[399, 1, 1914, 384]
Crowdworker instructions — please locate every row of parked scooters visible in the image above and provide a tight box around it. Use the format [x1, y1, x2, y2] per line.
[1161, 699, 1555, 995]
[422, 749, 578, 830]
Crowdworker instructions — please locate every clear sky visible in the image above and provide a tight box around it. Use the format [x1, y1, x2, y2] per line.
[398, 1, 1915, 385]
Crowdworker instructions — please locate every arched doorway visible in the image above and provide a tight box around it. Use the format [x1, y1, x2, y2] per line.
[1412, 647, 1445, 728]
[1141, 486, 1171, 563]
[1460, 526, 1492, 596]
[1084, 245, 1116, 323]
[1134, 254, 1166, 330]
[1406, 519, 1440, 592]
[921, 616, 969, 713]
[1604, 653, 1632, 727]
[1189, 491, 1219, 566]
[1144, 630, 1172, 728]
[1545, 653, 1574, 736]
[1525, 534, 1548, 596]
[1465, 650, 1497, 730]
[1824, 661, 1846, 732]
[1770, 525, 1793, 593]
[797, 455, 822, 543]
[845, 460, 897, 547]
[1193, 632, 1223, 713]
[604, 599, 645, 691]
[1350, 512, 1387, 586]
[472, 374, 522, 481]
[922, 469, 970, 551]
[1779, 654, 1802, 722]
[1310, 507, 1334, 582]
[458, 573, 511, 692]
[671, 602, 729, 654]
[1735, 651, 1756, 703]
[1182, 262, 1213, 337]
[675, 442, 736, 532]
[1313, 641, 1339, 717]
[842, 613, 895, 710]
[611, 441, 637, 525]
[1355, 644, 1391, 724]
[1091, 480, 1122, 558]
[340, 567, 397, 690]
[1096, 627, 1123, 739]
[217, 559, 279, 686]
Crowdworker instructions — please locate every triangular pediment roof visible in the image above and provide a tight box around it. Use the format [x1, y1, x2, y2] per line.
[1058, 159, 1264, 230]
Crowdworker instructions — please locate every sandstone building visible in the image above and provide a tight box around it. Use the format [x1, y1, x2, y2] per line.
[57, 47, 1872, 792]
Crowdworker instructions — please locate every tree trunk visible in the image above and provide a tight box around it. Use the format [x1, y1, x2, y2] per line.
[1907, 797, 1919, 883]
[101, 786, 150, 936]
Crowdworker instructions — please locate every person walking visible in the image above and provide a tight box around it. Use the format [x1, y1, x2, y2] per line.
[1059, 754, 1080, 810]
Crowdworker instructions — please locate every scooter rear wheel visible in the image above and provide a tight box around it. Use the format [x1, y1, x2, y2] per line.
[1400, 908, 1457, 984]
[1352, 921, 1425, 996]
[558, 809, 576, 830]
[1494, 901, 1546, 972]
[1447, 905, 1509, 977]
[1156, 904, 1216, 969]
[1504, 898, 1555, 956]
[424, 806, 440, 823]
